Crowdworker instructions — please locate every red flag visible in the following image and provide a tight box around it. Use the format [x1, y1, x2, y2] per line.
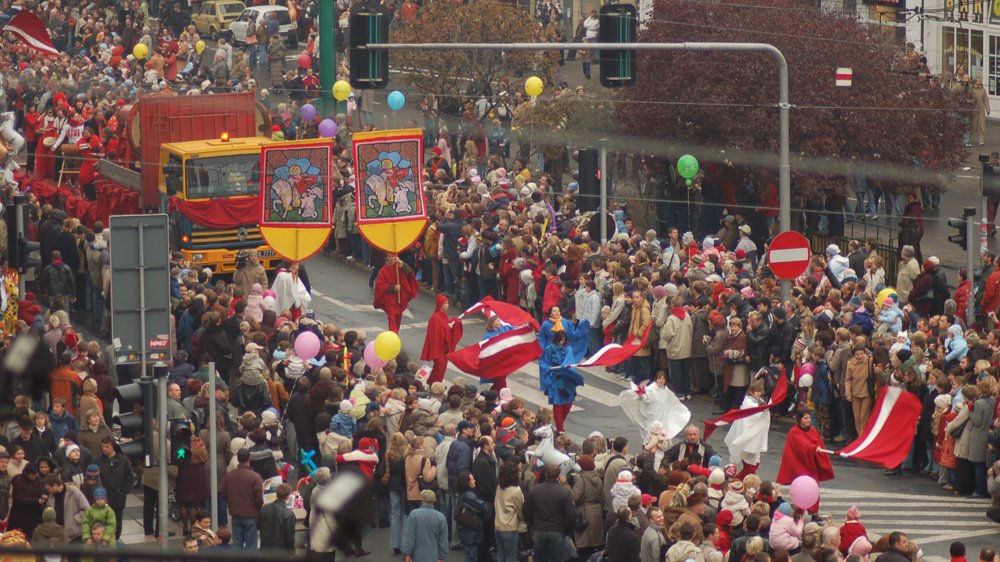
[703, 371, 788, 439]
[460, 296, 540, 331]
[837, 385, 922, 469]
[4, 11, 60, 57]
[569, 321, 654, 369]
[447, 324, 541, 379]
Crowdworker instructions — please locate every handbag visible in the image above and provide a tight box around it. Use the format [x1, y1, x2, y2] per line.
[380, 460, 391, 485]
[454, 500, 483, 530]
[949, 416, 969, 439]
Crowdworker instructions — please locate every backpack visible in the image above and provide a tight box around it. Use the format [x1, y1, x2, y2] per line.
[454, 498, 482, 529]
[418, 457, 437, 491]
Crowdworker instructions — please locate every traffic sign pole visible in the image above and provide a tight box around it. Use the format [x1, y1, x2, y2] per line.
[156, 364, 168, 551]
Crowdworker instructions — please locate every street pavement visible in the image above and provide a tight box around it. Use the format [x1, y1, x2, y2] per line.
[113, 252, 988, 559]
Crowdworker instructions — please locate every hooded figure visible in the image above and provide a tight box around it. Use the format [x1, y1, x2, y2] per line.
[420, 294, 464, 385]
[945, 325, 969, 366]
[245, 284, 265, 323]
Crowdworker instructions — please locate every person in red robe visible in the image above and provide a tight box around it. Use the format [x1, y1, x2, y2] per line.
[77, 126, 102, 199]
[373, 253, 418, 333]
[776, 410, 835, 513]
[420, 294, 464, 384]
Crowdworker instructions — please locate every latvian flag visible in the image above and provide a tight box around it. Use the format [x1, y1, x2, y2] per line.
[447, 323, 541, 380]
[703, 373, 788, 439]
[460, 296, 540, 331]
[837, 385, 922, 469]
[568, 322, 653, 369]
[4, 11, 61, 57]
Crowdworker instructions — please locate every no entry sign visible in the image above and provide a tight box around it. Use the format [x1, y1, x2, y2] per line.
[767, 231, 812, 280]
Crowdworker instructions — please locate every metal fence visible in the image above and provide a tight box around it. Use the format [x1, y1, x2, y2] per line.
[807, 216, 900, 283]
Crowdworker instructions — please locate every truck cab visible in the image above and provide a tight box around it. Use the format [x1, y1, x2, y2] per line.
[160, 136, 285, 273]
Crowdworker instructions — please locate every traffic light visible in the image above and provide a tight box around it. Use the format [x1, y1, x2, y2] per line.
[573, 148, 599, 212]
[349, 9, 389, 89]
[113, 380, 152, 465]
[169, 419, 192, 465]
[5, 205, 17, 270]
[983, 162, 1000, 198]
[17, 236, 40, 273]
[949, 216, 969, 250]
[598, 4, 638, 88]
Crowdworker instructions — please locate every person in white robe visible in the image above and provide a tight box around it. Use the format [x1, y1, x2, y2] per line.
[724, 380, 770, 476]
[620, 370, 691, 469]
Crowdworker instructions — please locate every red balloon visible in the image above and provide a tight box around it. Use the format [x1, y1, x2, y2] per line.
[799, 362, 815, 376]
[298, 54, 311, 68]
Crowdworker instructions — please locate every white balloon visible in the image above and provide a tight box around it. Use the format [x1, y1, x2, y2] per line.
[798, 374, 814, 388]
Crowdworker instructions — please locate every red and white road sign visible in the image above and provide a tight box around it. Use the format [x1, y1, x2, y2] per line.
[836, 67, 853, 87]
[768, 231, 812, 280]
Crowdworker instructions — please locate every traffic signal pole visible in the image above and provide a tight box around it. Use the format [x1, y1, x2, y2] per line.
[319, 0, 336, 116]
[156, 364, 168, 551]
[369, 41, 791, 297]
[599, 141, 608, 244]
[209, 361, 219, 532]
[967, 206, 977, 325]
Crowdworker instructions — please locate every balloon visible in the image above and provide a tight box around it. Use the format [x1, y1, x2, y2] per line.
[685, 179, 692, 186]
[798, 374, 814, 388]
[294, 331, 321, 359]
[387, 90, 406, 111]
[132, 43, 148, 60]
[364, 341, 386, 370]
[876, 287, 899, 312]
[300, 103, 317, 121]
[374, 331, 402, 361]
[677, 154, 699, 179]
[195, 40, 206, 55]
[318, 118, 338, 138]
[298, 53, 312, 68]
[524, 76, 544, 97]
[799, 363, 815, 376]
[333, 80, 352, 102]
[789, 475, 820, 510]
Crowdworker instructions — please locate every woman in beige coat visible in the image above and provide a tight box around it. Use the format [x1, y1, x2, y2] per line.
[843, 345, 873, 435]
[572, 454, 605, 561]
[494, 462, 526, 562]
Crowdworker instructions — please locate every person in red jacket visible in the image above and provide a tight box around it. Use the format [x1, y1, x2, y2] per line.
[838, 505, 869, 555]
[954, 267, 974, 325]
[373, 253, 418, 333]
[979, 265, 1000, 321]
[77, 126, 102, 200]
[17, 291, 41, 327]
[420, 294, 463, 384]
[23, 104, 40, 172]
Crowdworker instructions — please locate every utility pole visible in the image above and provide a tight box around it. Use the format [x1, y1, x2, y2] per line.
[966, 206, 977, 325]
[598, 139, 609, 244]
[319, 0, 337, 116]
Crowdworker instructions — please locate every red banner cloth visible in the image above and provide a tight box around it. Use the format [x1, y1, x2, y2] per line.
[448, 324, 542, 380]
[703, 373, 789, 439]
[836, 385, 923, 469]
[169, 196, 260, 229]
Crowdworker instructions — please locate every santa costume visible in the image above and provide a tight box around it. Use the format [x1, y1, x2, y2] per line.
[373, 253, 418, 333]
[776, 410, 835, 512]
[420, 294, 463, 384]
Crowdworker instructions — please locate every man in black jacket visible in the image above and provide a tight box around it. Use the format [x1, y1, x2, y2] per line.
[258, 483, 295, 550]
[472, 436, 498, 561]
[524, 464, 577, 562]
[96, 437, 135, 540]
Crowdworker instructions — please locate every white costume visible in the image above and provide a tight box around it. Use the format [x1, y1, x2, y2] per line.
[724, 394, 770, 466]
[619, 380, 690, 445]
[272, 269, 312, 313]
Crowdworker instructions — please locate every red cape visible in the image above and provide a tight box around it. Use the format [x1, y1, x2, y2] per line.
[421, 310, 464, 362]
[373, 263, 418, 312]
[775, 424, 835, 485]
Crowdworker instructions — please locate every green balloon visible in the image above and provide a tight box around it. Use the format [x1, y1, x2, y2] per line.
[685, 178, 692, 186]
[677, 154, 699, 180]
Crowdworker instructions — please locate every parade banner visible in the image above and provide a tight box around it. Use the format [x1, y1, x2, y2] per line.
[259, 140, 335, 261]
[837, 385, 922, 469]
[460, 296, 541, 331]
[352, 128, 427, 253]
[703, 373, 788, 439]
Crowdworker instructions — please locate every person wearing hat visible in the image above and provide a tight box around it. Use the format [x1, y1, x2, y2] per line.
[736, 224, 758, 268]
[82, 486, 116, 544]
[32, 506, 66, 553]
[421, 294, 464, 385]
[400, 488, 448, 562]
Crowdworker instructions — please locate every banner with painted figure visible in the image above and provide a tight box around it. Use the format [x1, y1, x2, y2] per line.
[352, 129, 428, 253]
[260, 141, 334, 228]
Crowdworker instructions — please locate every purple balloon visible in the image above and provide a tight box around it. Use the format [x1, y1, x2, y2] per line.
[318, 118, 338, 138]
[363, 341, 386, 370]
[301, 103, 317, 121]
[294, 331, 321, 359]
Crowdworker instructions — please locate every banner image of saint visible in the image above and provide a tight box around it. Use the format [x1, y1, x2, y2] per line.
[260, 142, 334, 228]
[352, 130, 426, 225]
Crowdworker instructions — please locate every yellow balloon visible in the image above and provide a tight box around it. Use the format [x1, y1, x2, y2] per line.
[875, 287, 899, 312]
[195, 40, 206, 55]
[333, 80, 352, 102]
[132, 43, 148, 60]
[524, 76, 543, 98]
[374, 330, 402, 361]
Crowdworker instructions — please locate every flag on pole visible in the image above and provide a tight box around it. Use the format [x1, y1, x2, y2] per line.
[3, 11, 60, 57]
[568, 322, 653, 369]
[703, 372, 788, 439]
[837, 385, 922, 469]
[447, 323, 541, 379]
[460, 296, 540, 331]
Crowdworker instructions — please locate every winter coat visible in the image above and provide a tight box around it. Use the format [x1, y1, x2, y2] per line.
[662, 310, 693, 360]
[768, 511, 803, 551]
[455, 491, 492, 545]
[877, 304, 904, 335]
[947, 405, 972, 461]
[844, 356, 872, 399]
[607, 522, 641, 562]
[46, 486, 89, 540]
[408, 409, 438, 438]
[641, 523, 667, 562]
[82, 503, 116, 543]
[839, 520, 868, 555]
[667, 539, 705, 562]
[329, 412, 357, 439]
[968, 396, 995, 463]
[96, 453, 135, 510]
[494, 484, 526, 533]
[572, 469, 605, 548]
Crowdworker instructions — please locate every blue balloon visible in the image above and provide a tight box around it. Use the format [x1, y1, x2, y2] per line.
[300, 103, 317, 121]
[387, 90, 406, 111]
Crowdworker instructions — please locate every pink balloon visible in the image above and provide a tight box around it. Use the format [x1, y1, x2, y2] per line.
[294, 331, 321, 359]
[364, 341, 386, 370]
[789, 475, 819, 510]
[799, 363, 815, 376]
[298, 54, 311, 68]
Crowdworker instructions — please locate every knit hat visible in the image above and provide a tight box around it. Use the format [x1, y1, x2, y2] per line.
[66, 444, 80, 456]
[934, 394, 953, 409]
[93, 487, 107, 500]
[457, 420, 476, 433]
[729, 480, 745, 493]
[617, 470, 634, 482]
[652, 285, 666, 300]
[708, 455, 722, 468]
[708, 468, 725, 486]
[261, 410, 278, 426]
[850, 536, 873, 556]
[359, 437, 379, 453]
[42, 507, 56, 523]
[340, 399, 353, 413]
[500, 416, 516, 429]
[715, 509, 734, 527]
[826, 244, 840, 256]
[86, 464, 100, 476]
[847, 505, 860, 520]
[724, 464, 739, 478]
[777, 502, 793, 516]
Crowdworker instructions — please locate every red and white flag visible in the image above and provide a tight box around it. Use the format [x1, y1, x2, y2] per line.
[447, 323, 541, 380]
[703, 372, 788, 439]
[4, 11, 60, 57]
[460, 296, 540, 331]
[837, 385, 922, 469]
[569, 322, 653, 369]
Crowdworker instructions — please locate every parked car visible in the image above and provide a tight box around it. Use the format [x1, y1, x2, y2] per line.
[192, 0, 247, 40]
[225, 5, 298, 47]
